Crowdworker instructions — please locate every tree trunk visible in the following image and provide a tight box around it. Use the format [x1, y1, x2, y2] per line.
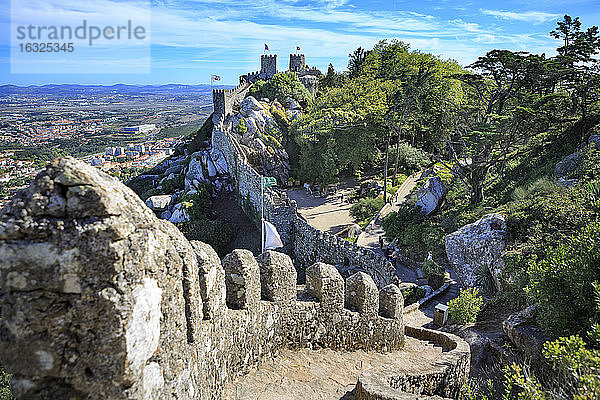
[468, 164, 488, 204]
[383, 129, 391, 204]
[392, 114, 405, 186]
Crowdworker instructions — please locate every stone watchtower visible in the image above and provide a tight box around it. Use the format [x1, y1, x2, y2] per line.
[261, 54, 278, 80]
[289, 54, 306, 72]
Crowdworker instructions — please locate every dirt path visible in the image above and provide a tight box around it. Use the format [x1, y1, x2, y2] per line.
[356, 173, 419, 250]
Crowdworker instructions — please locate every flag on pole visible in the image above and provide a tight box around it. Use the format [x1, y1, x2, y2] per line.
[296, 46, 301, 51]
[264, 43, 270, 51]
[262, 219, 283, 250]
[211, 75, 221, 81]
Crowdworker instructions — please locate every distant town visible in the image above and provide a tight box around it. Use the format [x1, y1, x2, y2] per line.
[0, 83, 222, 207]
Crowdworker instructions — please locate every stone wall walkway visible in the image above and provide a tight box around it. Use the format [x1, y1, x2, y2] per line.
[222, 336, 444, 400]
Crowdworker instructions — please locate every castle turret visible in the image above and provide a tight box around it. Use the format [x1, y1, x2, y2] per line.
[289, 54, 306, 72]
[261, 54, 278, 79]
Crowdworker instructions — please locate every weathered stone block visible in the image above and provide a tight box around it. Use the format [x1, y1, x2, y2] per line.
[222, 249, 261, 310]
[305, 262, 344, 310]
[256, 250, 296, 304]
[191, 240, 226, 319]
[379, 284, 404, 319]
[346, 272, 379, 315]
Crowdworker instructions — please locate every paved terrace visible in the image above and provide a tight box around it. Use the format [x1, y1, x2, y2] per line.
[222, 336, 445, 400]
[286, 179, 357, 235]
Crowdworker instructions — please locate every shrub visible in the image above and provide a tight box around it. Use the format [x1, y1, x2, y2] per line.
[402, 286, 427, 305]
[176, 220, 235, 256]
[543, 335, 600, 400]
[526, 221, 600, 337]
[448, 287, 484, 324]
[576, 144, 600, 181]
[474, 264, 497, 296]
[236, 118, 248, 136]
[382, 204, 445, 260]
[161, 174, 184, 194]
[0, 367, 13, 400]
[350, 196, 384, 222]
[388, 142, 431, 174]
[179, 184, 212, 221]
[422, 258, 445, 290]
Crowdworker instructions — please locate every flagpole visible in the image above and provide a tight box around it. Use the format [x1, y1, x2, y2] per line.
[260, 175, 264, 253]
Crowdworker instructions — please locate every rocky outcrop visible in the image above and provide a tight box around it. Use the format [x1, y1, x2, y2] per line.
[555, 134, 600, 178]
[415, 176, 447, 215]
[445, 213, 507, 290]
[502, 304, 549, 360]
[185, 148, 232, 193]
[0, 157, 200, 399]
[224, 96, 293, 184]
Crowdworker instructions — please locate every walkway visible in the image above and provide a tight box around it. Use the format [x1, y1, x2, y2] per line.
[286, 179, 357, 235]
[356, 173, 420, 251]
[222, 336, 445, 400]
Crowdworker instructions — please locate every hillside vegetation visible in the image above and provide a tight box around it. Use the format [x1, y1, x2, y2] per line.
[285, 15, 600, 400]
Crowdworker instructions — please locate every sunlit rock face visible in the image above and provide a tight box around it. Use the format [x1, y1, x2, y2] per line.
[445, 213, 507, 290]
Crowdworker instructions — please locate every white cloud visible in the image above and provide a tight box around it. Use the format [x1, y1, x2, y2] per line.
[481, 9, 561, 24]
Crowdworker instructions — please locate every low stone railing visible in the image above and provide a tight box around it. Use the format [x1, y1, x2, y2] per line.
[354, 326, 470, 400]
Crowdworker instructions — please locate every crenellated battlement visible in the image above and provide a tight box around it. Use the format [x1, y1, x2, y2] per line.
[0, 157, 404, 400]
[260, 54, 278, 79]
[289, 53, 306, 71]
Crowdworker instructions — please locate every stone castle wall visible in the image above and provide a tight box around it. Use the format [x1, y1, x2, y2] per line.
[0, 158, 404, 400]
[293, 217, 397, 288]
[212, 81, 252, 117]
[355, 326, 471, 400]
[211, 121, 397, 287]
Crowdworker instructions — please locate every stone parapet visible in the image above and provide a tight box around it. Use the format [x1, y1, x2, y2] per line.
[354, 326, 471, 400]
[0, 158, 405, 400]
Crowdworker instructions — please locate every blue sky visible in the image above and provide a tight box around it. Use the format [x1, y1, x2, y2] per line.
[1, 0, 599, 85]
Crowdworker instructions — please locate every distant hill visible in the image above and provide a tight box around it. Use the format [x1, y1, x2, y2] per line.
[0, 84, 234, 98]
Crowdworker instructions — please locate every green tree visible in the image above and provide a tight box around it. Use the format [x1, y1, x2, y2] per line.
[248, 72, 312, 106]
[348, 46, 369, 78]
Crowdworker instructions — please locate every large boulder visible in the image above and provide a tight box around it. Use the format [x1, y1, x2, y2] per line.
[445, 213, 506, 290]
[555, 151, 582, 178]
[554, 134, 600, 178]
[240, 96, 263, 116]
[185, 151, 205, 190]
[415, 176, 447, 215]
[502, 304, 549, 360]
[0, 157, 205, 398]
[145, 195, 172, 212]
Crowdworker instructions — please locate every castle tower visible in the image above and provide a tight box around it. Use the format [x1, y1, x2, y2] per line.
[289, 54, 306, 72]
[261, 54, 278, 79]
